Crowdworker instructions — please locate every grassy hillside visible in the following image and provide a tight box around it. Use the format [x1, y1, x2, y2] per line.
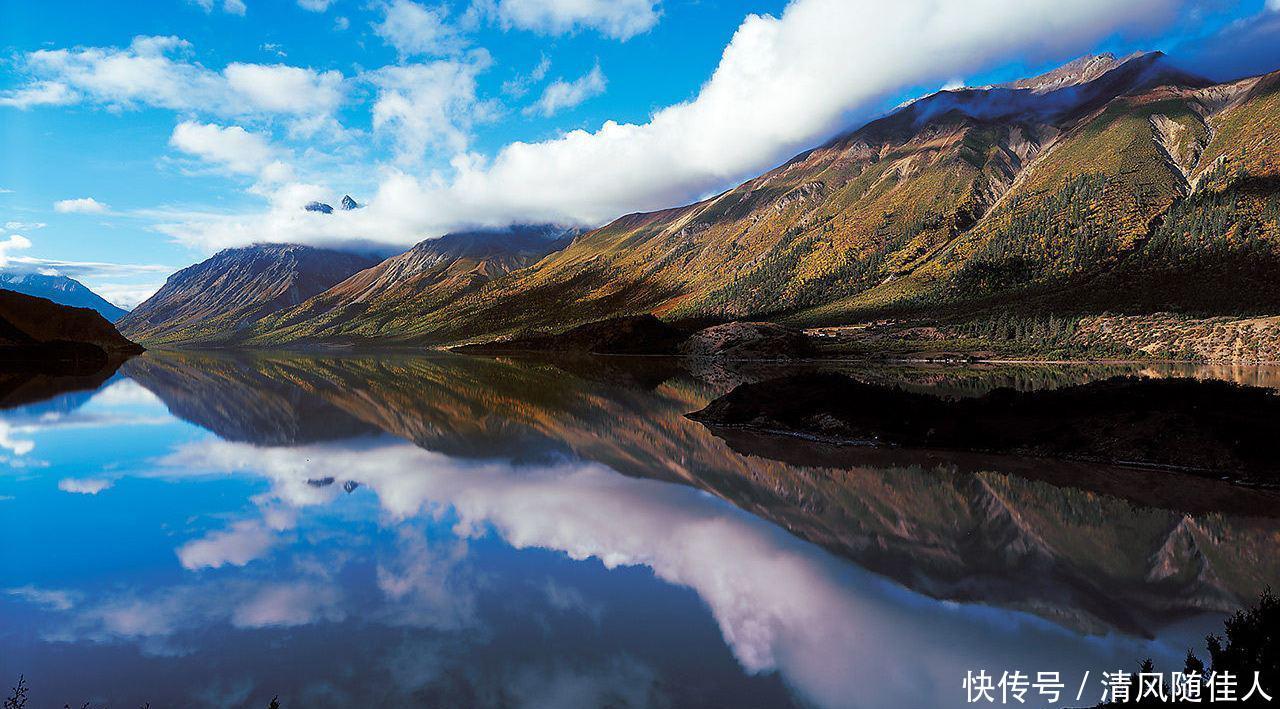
[790, 72, 1280, 326]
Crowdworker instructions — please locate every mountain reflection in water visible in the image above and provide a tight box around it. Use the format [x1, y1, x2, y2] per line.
[1, 351, 1278, 708]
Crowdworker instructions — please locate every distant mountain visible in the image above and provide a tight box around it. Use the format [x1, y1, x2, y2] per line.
[253, 225, 576, 344]
[116, 244, 377, 346]
[304, 195, 360, 214]
[0, 272, 128, 322]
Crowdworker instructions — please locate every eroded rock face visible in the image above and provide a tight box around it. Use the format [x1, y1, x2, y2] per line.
[680, 322, 814, 360]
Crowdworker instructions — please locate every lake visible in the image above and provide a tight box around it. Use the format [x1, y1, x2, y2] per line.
[2, 352, 1278, 708]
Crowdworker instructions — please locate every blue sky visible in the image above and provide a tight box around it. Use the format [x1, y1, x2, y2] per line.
[1, 0, 1278, 308]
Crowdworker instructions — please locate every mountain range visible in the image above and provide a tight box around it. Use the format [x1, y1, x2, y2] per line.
[0, 272, 127, 322]
[117, 52, 1280, 350]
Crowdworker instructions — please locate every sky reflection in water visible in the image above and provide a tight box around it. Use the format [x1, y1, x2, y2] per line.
[2, 354, 1278, 708]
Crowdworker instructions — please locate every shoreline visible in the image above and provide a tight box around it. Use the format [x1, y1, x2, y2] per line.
[124, 344, 1280, 369]
[694, 420, 1280, 492]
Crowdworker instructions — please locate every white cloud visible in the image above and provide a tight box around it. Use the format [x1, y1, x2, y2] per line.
[374, 0, 467, 57]
[369, 52, 497, 163]
[443, 0, 1184, 225]
[158, 0, 1187, 253]
[524, 62, 606, 117]
[1269, 0, 1280, 11]
[298, 0, 333, 10]
[4, 36, 344, 129]
[170, 121, 279, 176]
[58, 477, 114, 495]
[230, 583, 342, 628]
[501, 53, 551, 97]
[190, 0, 247, 14]
[0, 420, 35, 456]
[6, 586, 77, 611]
[376, 531, 476, 629]
[1, 255, 170, 280]
[0, 81, 76, 109]
[40, 576, 346, 650]
[86, 380, 165, 408]
[529, 54, 551, 82]
[222, 63, 344, 117]
[4, 221, 46, 231]
[0, 254, 166, 309]
[334, 15, 351, 30]
[494, 0, 661, 40]
[54, 197, 109, 213]
[92, 282, 164, 309]
[0, 234, 33, 267]
[177, 519, 279, 570]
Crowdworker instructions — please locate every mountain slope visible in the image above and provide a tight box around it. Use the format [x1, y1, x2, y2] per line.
[249, 226, 574, 344]
[801, 66, 1280, 322]
[248, 51, 1245, 345]
[117, 244, 377, 346]
[0, 272, 128, 322]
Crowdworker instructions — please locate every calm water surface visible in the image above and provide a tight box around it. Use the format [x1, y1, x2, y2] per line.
[2, 352, 1278, 708]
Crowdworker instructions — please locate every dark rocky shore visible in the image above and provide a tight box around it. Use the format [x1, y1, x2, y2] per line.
[0, 289, 144, 407]
[456, 315, 814, 359]
[688, 373, 1280, 485]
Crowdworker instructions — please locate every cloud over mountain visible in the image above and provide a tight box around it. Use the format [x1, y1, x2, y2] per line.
[5, 0, 1241, 256]
[160, 0, 1191, 251]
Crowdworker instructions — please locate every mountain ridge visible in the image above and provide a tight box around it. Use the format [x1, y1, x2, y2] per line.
[0, 272, 128, 322]
[126, 52, 1280, 354]
[252, 225, 577, 343]
[117, 243, 378, 346]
